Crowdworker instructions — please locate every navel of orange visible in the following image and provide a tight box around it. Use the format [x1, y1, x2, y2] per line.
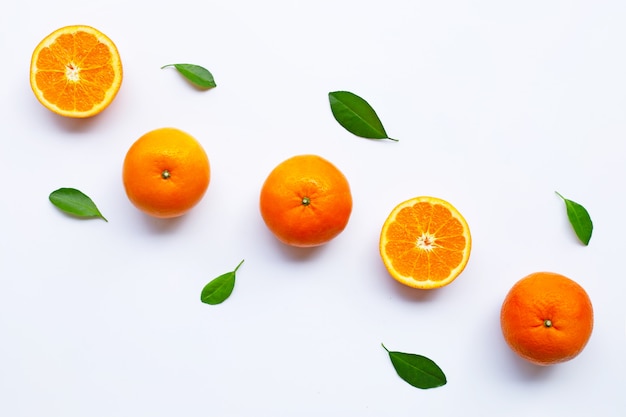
[379, 196, 471, 289]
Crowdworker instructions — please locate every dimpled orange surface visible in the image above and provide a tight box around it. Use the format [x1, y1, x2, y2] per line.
[122, 127, 210, 218]
[259, 154, 352, 247]
[500, 272, 594, 366]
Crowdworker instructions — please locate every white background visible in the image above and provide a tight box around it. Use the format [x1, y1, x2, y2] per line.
[1, 1, 625, 416]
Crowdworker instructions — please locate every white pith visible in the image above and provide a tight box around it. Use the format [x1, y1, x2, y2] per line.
[416, 232, 437, 251]
[65, 63, 80, 82]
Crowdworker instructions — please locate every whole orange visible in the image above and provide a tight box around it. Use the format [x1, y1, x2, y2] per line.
[500, 272, 593, 366]
[259, 154, 352, 247]
[122, 127, 210, 218]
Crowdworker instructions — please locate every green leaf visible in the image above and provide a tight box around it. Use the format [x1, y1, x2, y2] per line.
[328, 91, 397, 141]
[49, 188, 107, 221]
[382, 343, 447, 389]
[555, 191, 593, 245]
[201, 260, 244, 305]
[161, 63, 216, 89]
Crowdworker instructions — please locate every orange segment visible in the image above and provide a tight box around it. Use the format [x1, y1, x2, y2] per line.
[379, 196, 471, 289]
[30, 25, 123, 118]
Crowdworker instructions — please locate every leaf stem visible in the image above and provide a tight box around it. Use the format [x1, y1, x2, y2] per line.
[233, 259, 245, 273]
[381, 343, 390, 353]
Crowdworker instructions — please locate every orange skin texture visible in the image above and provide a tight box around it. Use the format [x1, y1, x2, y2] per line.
[259, 154, 353, 247]
[500, 272, 594, 366]
[122, 127, 210, 218]
[30, 25, 123, 118]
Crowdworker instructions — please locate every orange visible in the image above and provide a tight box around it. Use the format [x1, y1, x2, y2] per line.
[500, 272, 594, 366]
[379, 196, 471, 289]
[30, 25, 123, 118]
[259, 154, 352, 247]
[122, 127, 210, 218]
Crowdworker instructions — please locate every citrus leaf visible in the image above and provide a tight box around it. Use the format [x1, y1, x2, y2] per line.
[161, 63, 216, 89]
[49, 188, 107, 221]
[328, 91, 398, 141]
[201, 260, 244, 305]
[555, 191, 593, 245]
[382, 343, 447, 389]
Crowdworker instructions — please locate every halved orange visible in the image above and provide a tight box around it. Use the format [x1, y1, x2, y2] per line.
[30, 25, 123, 118]
[379, 196, 471, 289]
